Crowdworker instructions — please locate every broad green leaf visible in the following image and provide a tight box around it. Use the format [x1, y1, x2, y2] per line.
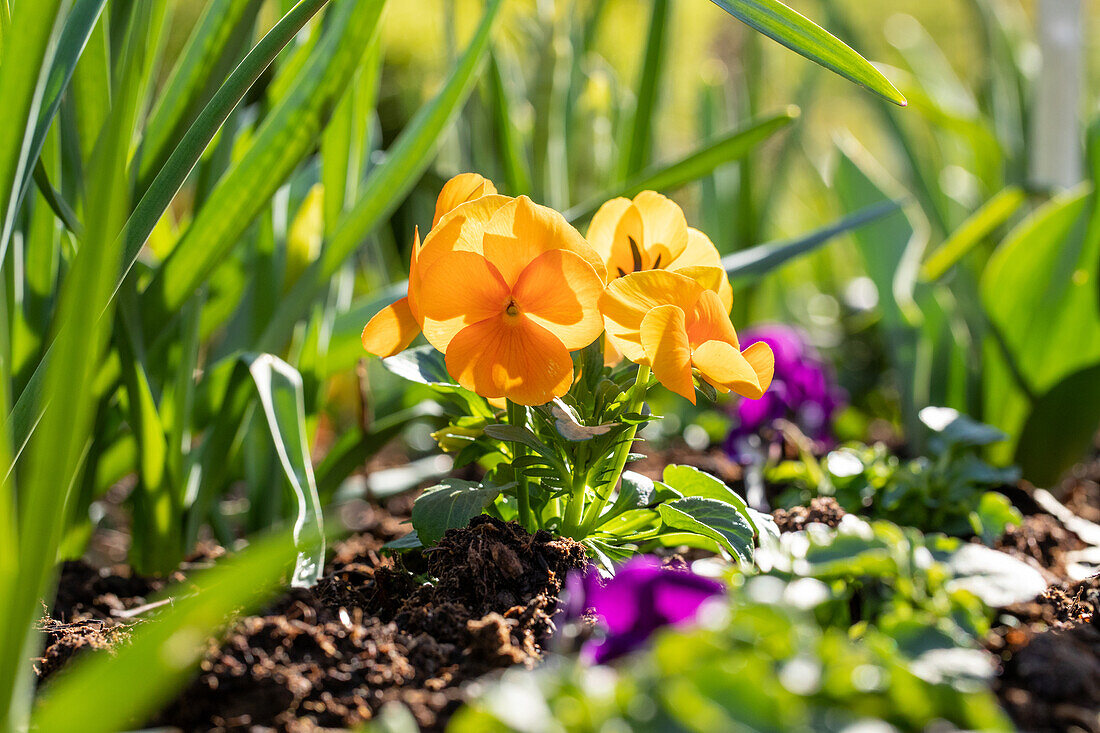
[566, 108, 799, 223]
[141, 0, 382, 323]
[922, 187, 1026, 281]
[246, 354, 325, 587]
[597, 470, 656, 526]
[411, 479, 506, 546]
[662, 465, 751, 517]
[30, 527, 302, 733]
[723, 200, 901, 282]
[970, 492, 1022, 547]
[1015, 364, 1100, 486]
[980, 185, 1100, 465]
[658, 496, 755, 562]
[709, 0, 906, 106]
[259, 0, 504, 352]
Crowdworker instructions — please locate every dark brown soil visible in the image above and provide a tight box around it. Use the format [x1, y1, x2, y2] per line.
[154, 514, 587, 731]
[990, 575, 1100, 732]
[994, 513, 1087, 582]
[771, 497, 847, 532]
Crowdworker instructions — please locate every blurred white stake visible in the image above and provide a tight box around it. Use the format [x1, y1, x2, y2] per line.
[1031, 0, 1083, 189]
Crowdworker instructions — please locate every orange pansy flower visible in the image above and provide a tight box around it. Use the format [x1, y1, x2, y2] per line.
[361, 173, 498, 358]
[417, 195, 606, 405]
[600, 269, 774, 405]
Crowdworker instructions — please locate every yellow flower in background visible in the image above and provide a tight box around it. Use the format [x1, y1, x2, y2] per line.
[361, 173, 498, 358]
[417, 195, 606, 405]
[586, 191, 733, 365]
[600, 269, 774, 405]
[586, 190, 732, 309]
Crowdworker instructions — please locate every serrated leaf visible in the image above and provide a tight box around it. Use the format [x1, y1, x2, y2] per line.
[382, 345, 455, 386]
[658, 497, 755, 562]
[411, 479, 507, 546]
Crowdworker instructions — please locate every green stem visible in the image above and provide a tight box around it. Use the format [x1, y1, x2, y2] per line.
[507, 400, 533, 531]
[578, 364, 650, 535]
[560, 442, 589, 538]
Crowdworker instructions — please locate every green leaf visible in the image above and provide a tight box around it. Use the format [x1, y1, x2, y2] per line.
[658, 496, 755, 562]
[381, 345, 455, 386]
[566, 108, 799, 223]
[0, 0, 67, 263]
[980, 185, 1100, 465]
[1014, 364, 1100, 486]
[385, 529, 423, 551]
[142, 0, 383, 324]
[922, 186, 1026, 281]
[259, 0, 504, 352]
[411, 479, 507, 546]
[709, 0, 906, 105]
[618, 0, 668, 178]
[723, 200, 902, 282]
[245, 354, 325, 587]
[662, 464, 755, 531]
[30, 527, 302, 733]
[597, 470, 657, 527]
[483, 424, 556, 459]
[970, 492, 1022, 546]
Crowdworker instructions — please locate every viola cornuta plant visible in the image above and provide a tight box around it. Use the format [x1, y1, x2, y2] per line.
[362, 175, 777, 571]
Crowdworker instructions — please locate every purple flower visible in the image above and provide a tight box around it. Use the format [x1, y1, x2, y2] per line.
[564, 557, 725, 664]
[725, 325, 845, 462]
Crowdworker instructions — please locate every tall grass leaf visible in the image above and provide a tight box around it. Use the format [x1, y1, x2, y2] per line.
[565, 107, 799, 223]
[138, 0, 262, 188]
[30, 527, 303, 733]
[486, 48, 532, 196]
[618, 0, 668, 179]
[0, 0, 66, 265]
[258, 0, 503, 352]
[140, 0, 378, 327]
[246, 354, 325, 587]
[921, 186, 1026, 281]
[709, 0, 906, 106]
[0, 5, 151, 726]
[1015, 364, 1100, 487]
[722, 200, 902, 282]
[5, 0, 334, 471]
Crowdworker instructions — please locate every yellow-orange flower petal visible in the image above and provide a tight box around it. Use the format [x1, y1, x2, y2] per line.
[608, 203, 647, 276]
[482, 196, 606, 286]
[586, 197, 632, 266]
[445, 314, 573, 406]
[512, 249, 605, 350]
[671, 229, 733, 311]
[674, 265, 734, 315]
[632, 190, 688, 264]
[432, 173, 498, 228]
[640, 305, 695, 404]
[600, 269, 703, 362]
[686, 288, 739, 350]
[692, 340, 763, 398]
[407, 227, 424, 321]
[361, 297, 419, 358]
[419, 251, 511, 351]
[741, 340, 775, 396]
[417, 194, 513, 276]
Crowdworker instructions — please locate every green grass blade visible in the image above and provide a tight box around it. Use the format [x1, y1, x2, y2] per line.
[486, 47, 532, 196]
[141, 0, 384, 325]
[257, 0, 503, 352]
[710, 0, 906, 106]
[29, 527, 303, 733]
[921, 186, 1026, 281]
[245, 354, 325, 587]
[0, 4, 151, 726]
[565, 107, 799, 223]
[0, 0, 66, 264]
[722, 200, 903, 282]
[137, 0, 261, 188]
[712, 0, 902, 105]
[618, 0, 668, 179]
[31, 160, 81, 236]
[119, 0, 332, 297]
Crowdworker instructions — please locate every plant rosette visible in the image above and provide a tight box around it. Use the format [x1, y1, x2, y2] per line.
[362, 175, 777, 573]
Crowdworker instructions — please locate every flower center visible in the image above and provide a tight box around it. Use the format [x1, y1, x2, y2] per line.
[504, 299, 520, 317]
